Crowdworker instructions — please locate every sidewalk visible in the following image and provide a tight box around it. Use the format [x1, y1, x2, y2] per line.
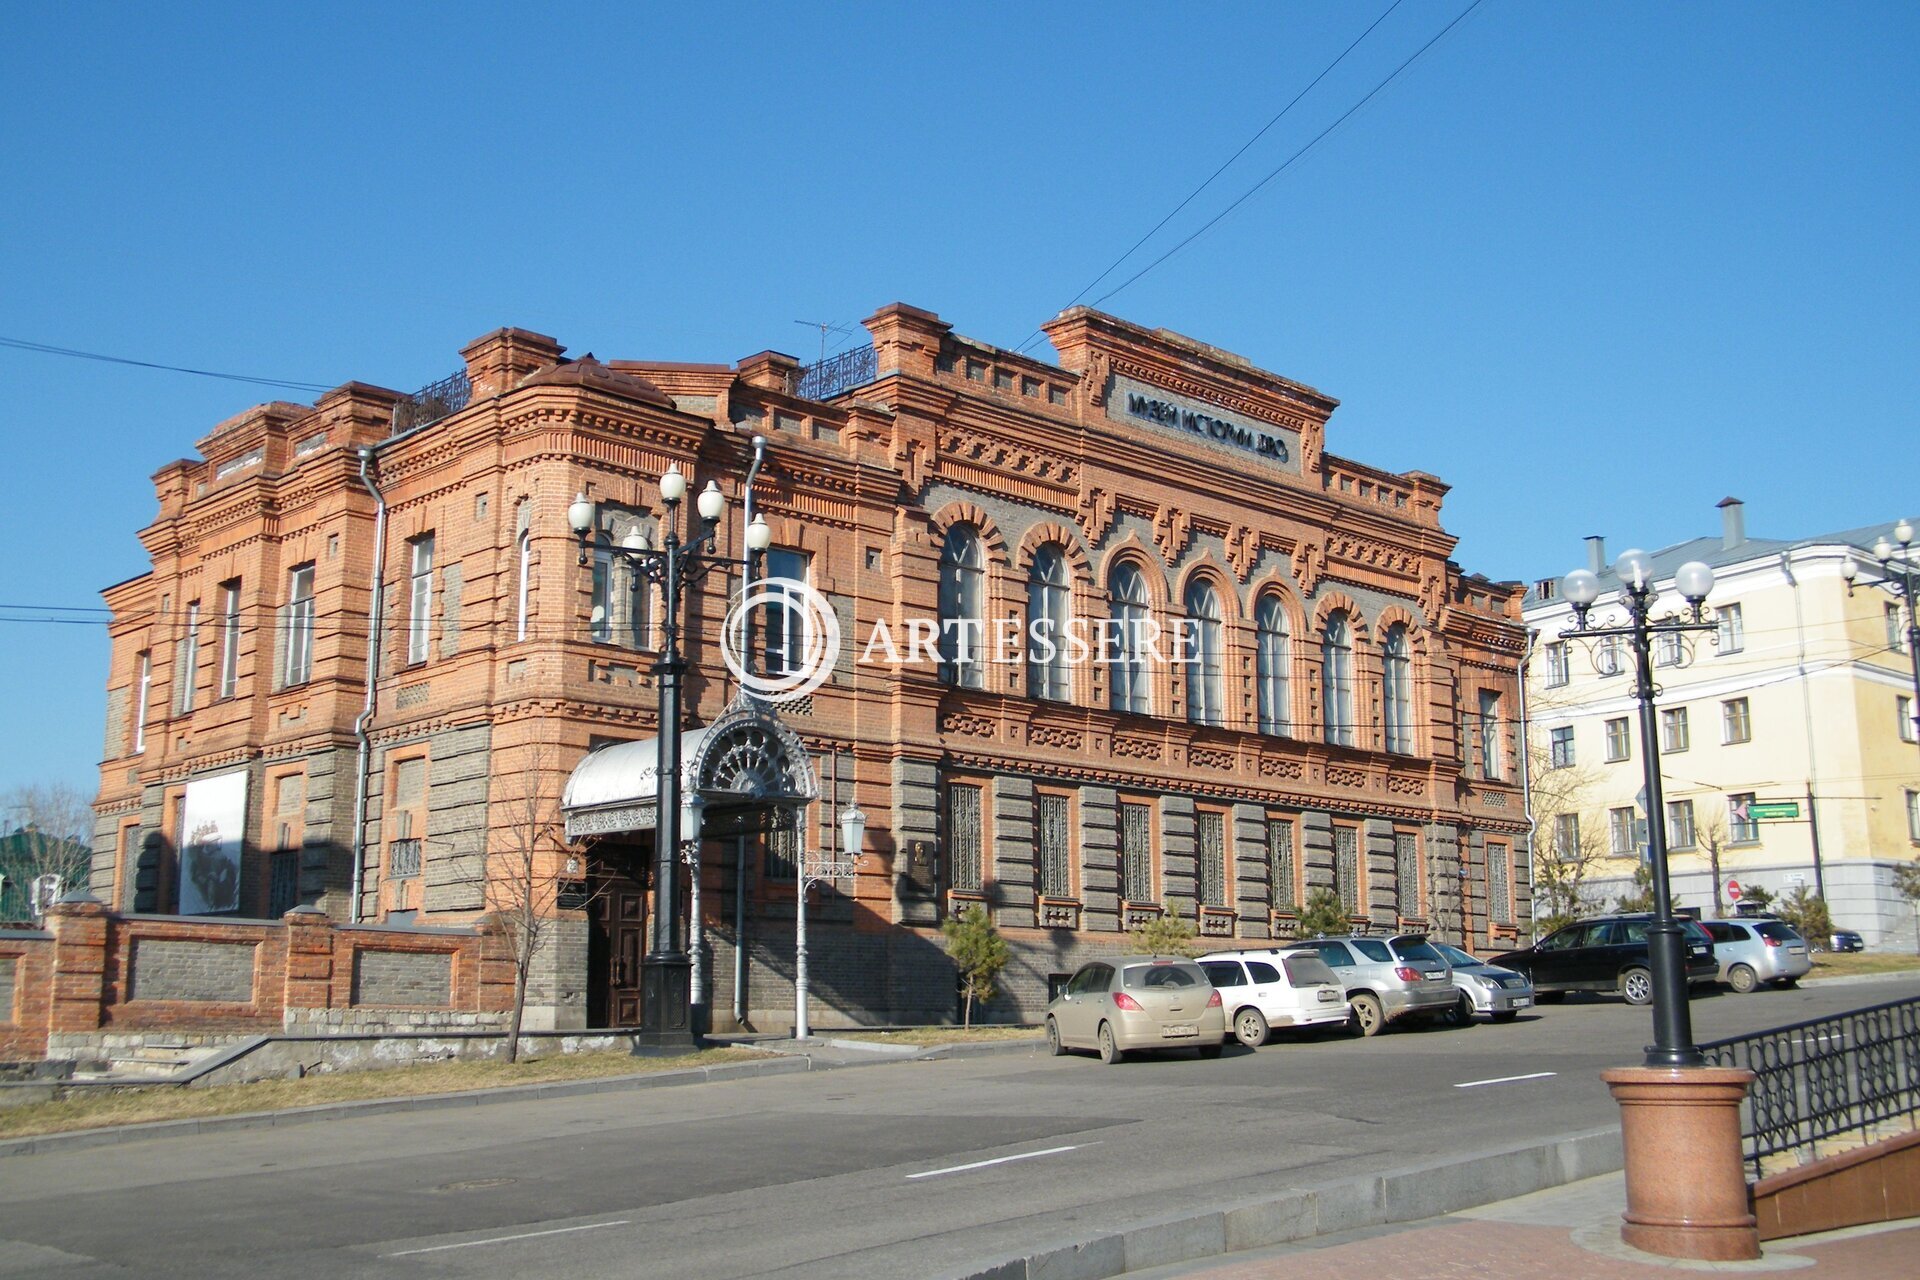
[1127, 1172, 1920, 1279]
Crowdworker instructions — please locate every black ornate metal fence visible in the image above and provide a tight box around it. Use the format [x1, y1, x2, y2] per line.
[1698, 994, 1920, 1176]
[391, 369, 472, 433]
[796, 344, 876, 401]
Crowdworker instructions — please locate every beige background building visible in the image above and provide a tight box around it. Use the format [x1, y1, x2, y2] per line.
[1523, 499, 1920, 947]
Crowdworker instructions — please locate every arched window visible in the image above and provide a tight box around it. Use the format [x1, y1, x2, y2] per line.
[1184, 579, 1224, 726]
[515, 529, 532, 642]
[1108, 561, 1151, 714]
[1383, 623, 1413, 754]
[1256, 595, 1290, 735]
[938, 524, 985, 687]
[1026, 544, 1071, 701]
[1322, 610, 1354, 747]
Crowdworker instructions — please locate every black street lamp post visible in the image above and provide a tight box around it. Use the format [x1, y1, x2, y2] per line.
[1843, 518, 1920, 748]
[569, 466, 771, 1049]
[1560, 549, 1717, 1069]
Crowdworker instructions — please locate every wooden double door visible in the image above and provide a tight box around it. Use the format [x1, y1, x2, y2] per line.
[586, 847, 651, 1028]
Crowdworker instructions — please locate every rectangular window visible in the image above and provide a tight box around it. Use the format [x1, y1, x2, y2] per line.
[1660, 706, 1690, 753]
[178, 601, 200, 713]
[1900, 695, 1917, 744]
[1609, 806, 1637, 856]
[407, 535, 434, 665]
[1196, 810, 1228, 908]
[1655, 632, 1683, 667]
[1722, 697, 1752, 744]
[1120, 802, 1155, 904]
[1543, 641, 1569, 688]
[1036, 792, 1072, 899]
[1729, 792, 1760, 844]
[269, 771, 306, 915]
[1888, 603, 1905, 654]
[1605, 716, 1631, 762]
[946, 782, 983, 893]
[133, 651, 151, 753]
[1908, 789, 1920, 843]
[1666, 799, 1697, 850]
[1716, 602, 1744, 654]
[1266, 817, 1297, 908]
[1394, 830, 1421, 917]
[218, 580, 242, 698]
[1548, 725, 1575, 769]
[1596, 635, 1623, 677]
[589, 542, 613, 644]
[1554, 813, 1581, 861]
[284, 564, 315, 686]
[385, 755, 428, 909]
[762, 548, 811, 677]
[1332, 825, 1360, 915]
[269, 851, 300, 917]
[1478, 690, 1502, 780]
[1488, 842, 1512, 924]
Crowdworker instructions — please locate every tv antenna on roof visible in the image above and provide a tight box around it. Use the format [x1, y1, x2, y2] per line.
[794, 320, 854, 364]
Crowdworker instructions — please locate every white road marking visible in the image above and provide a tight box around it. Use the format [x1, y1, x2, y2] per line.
[907, 1143, 1091, 1180]
[1454, 1071, 1557, 1089]
[384, 1221, 631, 1257]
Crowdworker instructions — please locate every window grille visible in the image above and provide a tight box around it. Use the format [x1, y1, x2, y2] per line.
[1196, 811, 1227, 907]
[388, 838, 421, 879]
[765, 826, 799, 882]
[1394, 832, 1421, 915]
[1333, 826, 1359, 914]
[1120, 803, 1154, 903]
[947, 784, 982, 892]
[1489, 844, 1511, 924]
[269, 850, 300, 916]
[1037, 794, 1071, 898]
[1267, 818, 1296, 907]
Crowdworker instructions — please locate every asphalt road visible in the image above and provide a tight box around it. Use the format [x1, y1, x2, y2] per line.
[2, 974, 1914, 1280]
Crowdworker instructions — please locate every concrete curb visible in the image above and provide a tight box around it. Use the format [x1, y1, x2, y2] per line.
[936, 1126, 1626, 1280]
[0, 1051, 837, 1159]
[1798, 969, 1920, 990]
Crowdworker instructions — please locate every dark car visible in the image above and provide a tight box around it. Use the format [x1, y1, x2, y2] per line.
[1830, 930, 1866, 953]
[1493, 914, 1717, 1006]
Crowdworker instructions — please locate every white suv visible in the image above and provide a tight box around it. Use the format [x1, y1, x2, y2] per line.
[1200, 948, 1352, 1047]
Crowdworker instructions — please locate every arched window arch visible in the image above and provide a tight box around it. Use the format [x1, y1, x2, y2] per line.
[1256, 594, 1290, 735]
[1382, 623, 1413, 754]
[1108, 561, 1151, 714]
[1322, 610, 1355, 747]
[1026, 544, 1072, 701]
[1184, 578, 1224, 727]
[938, 524, 985, 688]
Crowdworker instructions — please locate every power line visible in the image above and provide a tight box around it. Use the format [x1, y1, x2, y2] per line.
[0, 335, 334, 394]
[1014, 0, 1408, 357]
[1087, 0, 1487, 311]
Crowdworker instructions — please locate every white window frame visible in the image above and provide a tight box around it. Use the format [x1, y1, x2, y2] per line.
[178, 600, 199, 713]
[1553, 813, 1580, 861]
[1544, 640, 1569, 688]
[1666, 799, 1697, 850]
[940, 525, 986, 690]
[1604, 716, 1631, 762]
[1722, 696, 1752, 744]
[284, 564, 315, 687]
[1184, 579, 1224, 727]
[133, 651, 151, 754]
[1900, 694, 1917, 744]
[1609, 806, 1637, 855]
[218, 580, 242, 699]
[1255, 594, 1289, 735]
[1548, 725, 1575, 769]
[1660, 706, 1690, 753]
[1382, 624, 1413, 754]
[1716, 602, 1744, 654]
[408, 534, 435, 665]
[1322, 612, 1355, 747]
[1729, 792, 1760, 844]
[1908, 789, 1920, 843]
[1026, 545, 1072, 703]
[1478, 689, 1502, 780]
[515, 529, 532, 642]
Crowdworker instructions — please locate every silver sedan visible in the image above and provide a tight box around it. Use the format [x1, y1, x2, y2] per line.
[1435, 942, 1534, 1024]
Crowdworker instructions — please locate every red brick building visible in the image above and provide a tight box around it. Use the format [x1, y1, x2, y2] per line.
[88, 303, 1528, 1031]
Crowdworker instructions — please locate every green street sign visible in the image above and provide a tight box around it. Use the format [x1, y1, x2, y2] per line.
[1747, 802, 1801, 821]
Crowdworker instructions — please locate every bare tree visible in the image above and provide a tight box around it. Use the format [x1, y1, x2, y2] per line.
[482, 739, 583, 1063]
[1524, 690, 1612, 935]
[3, 782, 95, 916]
[1694, 813, 1734, 919]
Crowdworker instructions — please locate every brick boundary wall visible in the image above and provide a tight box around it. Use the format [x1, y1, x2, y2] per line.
[0, 900, 513, 1061]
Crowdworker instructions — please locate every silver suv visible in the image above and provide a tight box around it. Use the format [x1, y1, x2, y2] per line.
[1292, 934, 1457, 1036]
[1701, 918, 1812, 992]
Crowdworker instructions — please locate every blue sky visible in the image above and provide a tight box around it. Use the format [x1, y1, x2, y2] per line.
[2, 2, 1916, 804]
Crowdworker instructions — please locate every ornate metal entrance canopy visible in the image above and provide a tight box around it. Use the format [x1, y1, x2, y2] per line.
[561, 699, 818, 840]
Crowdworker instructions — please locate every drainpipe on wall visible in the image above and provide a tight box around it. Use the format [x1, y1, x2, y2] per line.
[734, 435, 766, 1029]
[351, 446, 390, 924]
[1781, 551, 1829, 898]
